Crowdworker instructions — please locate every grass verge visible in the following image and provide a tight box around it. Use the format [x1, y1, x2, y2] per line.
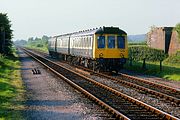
[0, 47, 25, 120]
[124, 60, 180, 81]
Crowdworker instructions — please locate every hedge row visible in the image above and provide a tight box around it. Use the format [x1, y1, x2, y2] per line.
[128, 46, 168, 62]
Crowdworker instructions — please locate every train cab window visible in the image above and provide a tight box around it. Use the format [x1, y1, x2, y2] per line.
[97, 36, 105, 48]
[117, 36, 125, 49]
[108, 36, 115, 48]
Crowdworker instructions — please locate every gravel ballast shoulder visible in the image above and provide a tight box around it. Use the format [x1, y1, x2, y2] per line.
[19, 49, 114, 120]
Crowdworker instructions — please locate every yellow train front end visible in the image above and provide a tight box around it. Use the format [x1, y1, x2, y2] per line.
[94, 34, 128, 59]
[92, 27, 128, 72]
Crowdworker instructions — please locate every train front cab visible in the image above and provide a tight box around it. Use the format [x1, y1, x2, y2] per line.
[93, 33, 128, 72]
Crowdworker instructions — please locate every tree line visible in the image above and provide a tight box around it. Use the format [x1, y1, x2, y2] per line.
[0, 13, 13, 55]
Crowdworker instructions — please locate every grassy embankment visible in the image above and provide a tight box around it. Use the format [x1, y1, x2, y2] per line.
[0, 47, 25, 120]
[125, 44, 180, 81]
[124, 60, 180, 81]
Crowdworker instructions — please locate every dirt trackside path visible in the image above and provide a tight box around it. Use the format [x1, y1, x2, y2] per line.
[18, 48, 114, 120]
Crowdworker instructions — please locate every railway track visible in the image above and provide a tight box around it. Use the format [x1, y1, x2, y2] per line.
[118, 73, 180, 100]
[22, 48, 179, 120]
[69, 64, 180, 105]
[32, 48, 180, 103]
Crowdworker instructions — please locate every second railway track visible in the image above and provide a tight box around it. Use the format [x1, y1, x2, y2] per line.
[66, 62, 180, 104]
[22, 48, 179, 120]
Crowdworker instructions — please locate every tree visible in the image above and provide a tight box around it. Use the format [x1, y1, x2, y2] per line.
[28, 37, 34, 42]
[0, 13, 13, 55]
[175, 23, 180, 41]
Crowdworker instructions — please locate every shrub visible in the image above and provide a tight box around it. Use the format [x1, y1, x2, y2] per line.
[129, 46, 167, 62]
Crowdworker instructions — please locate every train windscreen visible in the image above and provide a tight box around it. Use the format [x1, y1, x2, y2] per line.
[108, 36, 115, 48]
[117, 36, 125, 49]
[97, 36, 105, 48]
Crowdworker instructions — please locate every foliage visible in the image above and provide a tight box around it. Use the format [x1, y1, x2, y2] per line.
[128, 41, 147, 46]
[0, 13, 13, 55]
[174, 23, 180, 40]
[126, 46, 180, 81]
[0, 47, 25, 119]
[26, 35, 49, 52]
[13, 39, 27, 46]
[129, 46, 167, 62]
[164, 51, 180, 65]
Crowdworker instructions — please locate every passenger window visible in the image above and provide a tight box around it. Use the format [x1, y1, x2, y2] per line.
[97, 36, 105, 48]
[117, 36, 125, 49]
[108, 36, 115, 48]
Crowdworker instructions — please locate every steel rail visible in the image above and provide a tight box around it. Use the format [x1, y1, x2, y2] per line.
[22, 48, 179, 120]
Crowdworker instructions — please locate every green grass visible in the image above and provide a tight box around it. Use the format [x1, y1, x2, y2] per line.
[26, 40, 48, 53]
[26, 44, 48, 53]
[124, 60, 180, 81]
[0, 47, 25, 120]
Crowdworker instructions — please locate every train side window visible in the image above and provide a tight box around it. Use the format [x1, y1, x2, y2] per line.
[108, 36, 115, 48]
[97, 36, 105, 48]
[117, 36, 125, 49]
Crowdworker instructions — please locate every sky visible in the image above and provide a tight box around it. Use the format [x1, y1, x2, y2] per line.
[0, 0, 180, 40]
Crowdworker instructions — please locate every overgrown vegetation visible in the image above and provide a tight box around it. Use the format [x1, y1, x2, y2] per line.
[0, 13, 13, 55]
[174, 23, 180, 41]
[0, 47, 25, 119]
[164, 51, 180, 66]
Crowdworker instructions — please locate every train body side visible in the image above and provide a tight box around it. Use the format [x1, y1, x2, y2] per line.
[48, 37, 57, 56]
[48, 27, 128, 72]
[56, 35, 70, 55]
[70, 33, 94, 58]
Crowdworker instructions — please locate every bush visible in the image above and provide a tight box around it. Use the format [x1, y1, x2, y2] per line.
[36, 44, 43, 47]
[164, 51, 180, 65]
[129, 46, 167, 62]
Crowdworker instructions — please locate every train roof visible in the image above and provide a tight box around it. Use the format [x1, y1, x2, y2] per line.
[95, 27, 127, 35]
[53, 26, 126, 38]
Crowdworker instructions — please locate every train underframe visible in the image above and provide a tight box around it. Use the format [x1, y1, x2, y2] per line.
[49, 51, 126, 73]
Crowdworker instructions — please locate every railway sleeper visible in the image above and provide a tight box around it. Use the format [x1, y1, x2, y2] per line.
[129, 116, 160, 120]
[127, 113, 159, 117]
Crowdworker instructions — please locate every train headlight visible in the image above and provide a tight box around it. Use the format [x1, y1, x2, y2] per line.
[99, 53, 103, 58]
[120, 53, 124, 58]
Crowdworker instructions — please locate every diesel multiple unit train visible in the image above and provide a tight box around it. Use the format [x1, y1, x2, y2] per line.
[48, 26, 128, 72]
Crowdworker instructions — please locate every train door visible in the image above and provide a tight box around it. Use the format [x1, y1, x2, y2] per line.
[68, 36, 70, 54]
[55, 37, 57, 53]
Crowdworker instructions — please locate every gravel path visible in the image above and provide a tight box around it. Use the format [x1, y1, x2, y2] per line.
[18, 49, 114, 120]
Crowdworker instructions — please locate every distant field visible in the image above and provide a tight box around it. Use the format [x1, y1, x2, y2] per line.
[26, 40, 48, 53]
[0, 47, 25, 119]
[26, 44, 48, 53]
